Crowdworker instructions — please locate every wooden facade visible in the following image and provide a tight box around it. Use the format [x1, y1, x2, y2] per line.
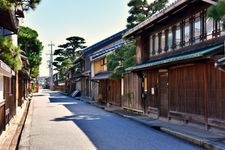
[0, 62, 17, 134]
[98, 79, 121, 106]
[89, 35, 126, 105]
[0, 6, 30, 134]
[123, 72, 143, 112]
[90, 35, 125, 106]
[124, 0, 225, 129]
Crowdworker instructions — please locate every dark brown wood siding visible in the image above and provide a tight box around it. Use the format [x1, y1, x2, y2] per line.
[98, 79, 121, 106]
[168, 62, 225, 128]
[123, 72, 143, 112]
[169, 64, 205, 116]
[99, 80, 107, 103]
[108, 79, 121, 106]
[145, 70, 159, 108]
[207, 63, 225, 120]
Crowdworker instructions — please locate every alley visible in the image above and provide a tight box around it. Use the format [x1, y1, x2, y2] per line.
[18, 91, 201, 150]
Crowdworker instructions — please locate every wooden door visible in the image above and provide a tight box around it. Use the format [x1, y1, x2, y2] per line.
[99, 80, 107, 103]
[159, 73, 168, 117]
[108, 79, 121, 106]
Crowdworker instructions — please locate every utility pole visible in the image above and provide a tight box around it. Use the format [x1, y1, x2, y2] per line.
[48, 41, 55, 90]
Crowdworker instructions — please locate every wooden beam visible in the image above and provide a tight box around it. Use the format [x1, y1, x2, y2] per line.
[202, 0, 217, 5]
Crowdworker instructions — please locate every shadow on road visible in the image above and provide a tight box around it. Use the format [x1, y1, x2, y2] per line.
[48, 92, 200, 150]
[48, 93, 123, 149]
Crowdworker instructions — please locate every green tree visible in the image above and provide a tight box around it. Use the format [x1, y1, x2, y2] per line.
[53, 48, 72, 76]
[107, 42, 136, 80]
[208, 0, 225, 29]
[127, 0, 168, 29]
[18, 26, 43, 78]
[0, 0, 12, 10]
[53, 36, 86, 80]
[0, 36, 23, 71]
[66, 36, 86, 59]
[0, 0, 41, 11]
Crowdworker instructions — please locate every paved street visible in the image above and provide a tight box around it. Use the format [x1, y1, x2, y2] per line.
[18, 91, 201, 150]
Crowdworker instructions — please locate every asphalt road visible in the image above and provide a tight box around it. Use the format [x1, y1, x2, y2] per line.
[18, 91, 201, 150]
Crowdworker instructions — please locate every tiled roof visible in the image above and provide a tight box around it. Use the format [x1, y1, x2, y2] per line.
[91, 71, 109, 80]
[83, 29, 126, 54]
[90, 40, 126, 60]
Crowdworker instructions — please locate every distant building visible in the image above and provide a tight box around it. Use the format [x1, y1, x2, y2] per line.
[38, 76, 49, 88]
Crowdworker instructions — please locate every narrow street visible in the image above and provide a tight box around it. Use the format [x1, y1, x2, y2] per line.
[18, 91, 201, 150]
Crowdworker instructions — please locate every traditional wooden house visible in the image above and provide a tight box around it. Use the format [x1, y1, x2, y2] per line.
[53, 73, 65, 92]
[65, 59, 84, 94]
[124, 0, 225, 129]
[0, 7, 24, 133]
[89, 31, 126, 106]
[18, 51, 31, 106]
[65, 67, 75, 94]
[67, 30, 126, 100]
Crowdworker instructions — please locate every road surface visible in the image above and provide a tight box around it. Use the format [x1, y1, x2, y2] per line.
[18, 91, 201, 150]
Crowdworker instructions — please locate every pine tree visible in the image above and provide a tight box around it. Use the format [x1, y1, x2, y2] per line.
[53, 36, 86, 81]
[127, 0, 168, 29]
[0, 0, 41, 11]
[18, 26, 43, 77]
[208, 0, 225, 20]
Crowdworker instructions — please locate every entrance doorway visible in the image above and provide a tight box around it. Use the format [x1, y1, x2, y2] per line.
[159, 73, 168, 117]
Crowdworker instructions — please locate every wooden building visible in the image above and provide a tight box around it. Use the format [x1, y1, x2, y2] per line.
[53, 73, 65, 92]
[124, 0, 225, 129]
[0, 7, 24, 133]
[90, 38, 125, 106]
[66, 30, 126, 101]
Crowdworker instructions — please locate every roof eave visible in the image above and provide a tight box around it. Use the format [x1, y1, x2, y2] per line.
[123, 0, 190, 38]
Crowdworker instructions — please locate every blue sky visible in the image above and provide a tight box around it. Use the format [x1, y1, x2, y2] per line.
[23, 0, 173, 76]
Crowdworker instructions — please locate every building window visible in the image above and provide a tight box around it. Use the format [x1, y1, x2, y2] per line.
[161, 31, 165, 53]
[167, 28, 173, 51]
[194, 13, 201, 43]
[155, 34, 159, 54]
[206, 18, 213, 40]
[149, 35, 153, 56]
[158, 32, 162, 54]
[152, 35, 156, 55]
[175, 25, 181, 48]
[100, 58, 106, 66]
[184, 19, 190, 46]
[221, 20, 225, 35]
[164, 29, 169, 52]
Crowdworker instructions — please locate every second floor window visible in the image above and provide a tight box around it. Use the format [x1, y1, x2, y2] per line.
[149, 36, 153, 56]
[161, 31, 165, 53]
[167, 28, 173, 51]
[155, 34, 159, 54]
[184, 19, 190, 46]
[194, 13, 201, 43]
[206, 18, 213, 39]
[176, 25, 181, 48]
[221, 20, 225, 35]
